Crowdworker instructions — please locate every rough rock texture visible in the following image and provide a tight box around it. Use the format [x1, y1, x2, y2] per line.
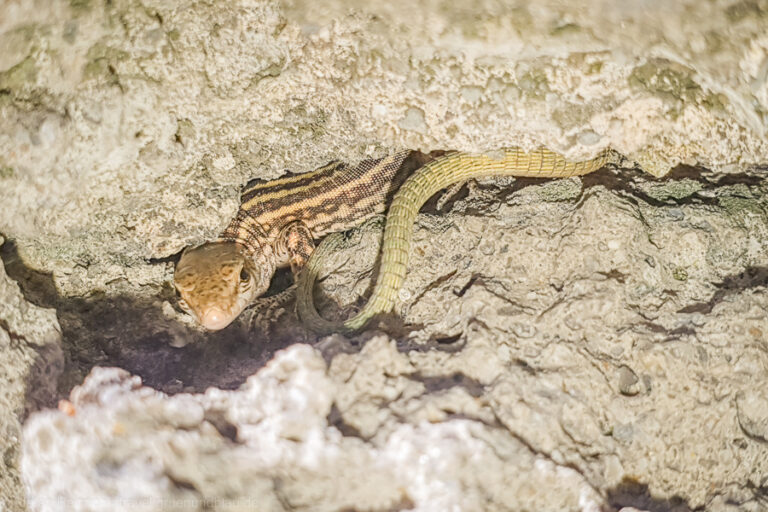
[23, 349, 608, 512]
[2, 0, 768, 511]
[305, 168, 768, 510]
[0, 237, 63, 512]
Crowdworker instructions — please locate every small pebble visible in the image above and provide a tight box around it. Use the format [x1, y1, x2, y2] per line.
[668, 208, 685, 220]
[618, 365, 641, 396]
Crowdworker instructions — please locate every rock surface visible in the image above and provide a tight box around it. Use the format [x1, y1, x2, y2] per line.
[1, 0, 768, 511]
[23, 349, 608, 512]
[0, 237, 63, 512]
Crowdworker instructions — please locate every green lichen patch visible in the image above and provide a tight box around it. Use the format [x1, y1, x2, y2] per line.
[83, 43, 129, 82]
[550, 23, 581, 37]
[701, 92, 730, 115]
[643, 179, 703, 202]
[718, 195, 767, 218]
[536, 178, 582, 202]
[0, 56, 38, 91]
[725, 0, 766, 22]
[0, 166, 14, 179]
[672, 267, 689, 281]
[69, 0, 91, 11]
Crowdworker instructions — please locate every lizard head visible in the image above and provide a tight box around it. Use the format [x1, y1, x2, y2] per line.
[173, 242, 272, 330]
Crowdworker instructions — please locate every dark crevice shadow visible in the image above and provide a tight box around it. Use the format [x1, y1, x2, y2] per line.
[678, 266, 768, 314]
[0, 239, 58, 310]
[661, 163, 767, 187]
[146, 249, 183, 266]
[406, 371, 485, 397]
[327, 404, 366, 439]
[581, 165, 688, 208]
[1, 239, 307, 403]
[636, 321, 697, 341]
[606, 478, 695, 512]
[744, 481, 768, 510]
[581, 162, 767, 209]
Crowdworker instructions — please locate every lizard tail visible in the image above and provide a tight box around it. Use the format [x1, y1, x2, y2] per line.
[297, 147, 617, 334]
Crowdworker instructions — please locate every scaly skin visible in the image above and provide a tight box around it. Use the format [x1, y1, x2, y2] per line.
[296, 147, 616, 334]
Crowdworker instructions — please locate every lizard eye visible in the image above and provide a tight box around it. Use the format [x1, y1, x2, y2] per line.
[240, 268, 250, 283]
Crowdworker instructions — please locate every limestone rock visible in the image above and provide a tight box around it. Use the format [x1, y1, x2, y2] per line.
[22, 345, 607, 512]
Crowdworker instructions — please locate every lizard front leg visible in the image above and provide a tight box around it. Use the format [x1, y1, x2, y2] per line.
[243, 221, 313, 332]
[278, 221, 316, 278]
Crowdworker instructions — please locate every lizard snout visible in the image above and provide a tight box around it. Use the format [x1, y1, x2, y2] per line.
[199, 306, 233, 330]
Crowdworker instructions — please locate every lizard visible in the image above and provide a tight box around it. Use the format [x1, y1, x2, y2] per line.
[174, 151, 413, 330]
[174, 148, 616, 332]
